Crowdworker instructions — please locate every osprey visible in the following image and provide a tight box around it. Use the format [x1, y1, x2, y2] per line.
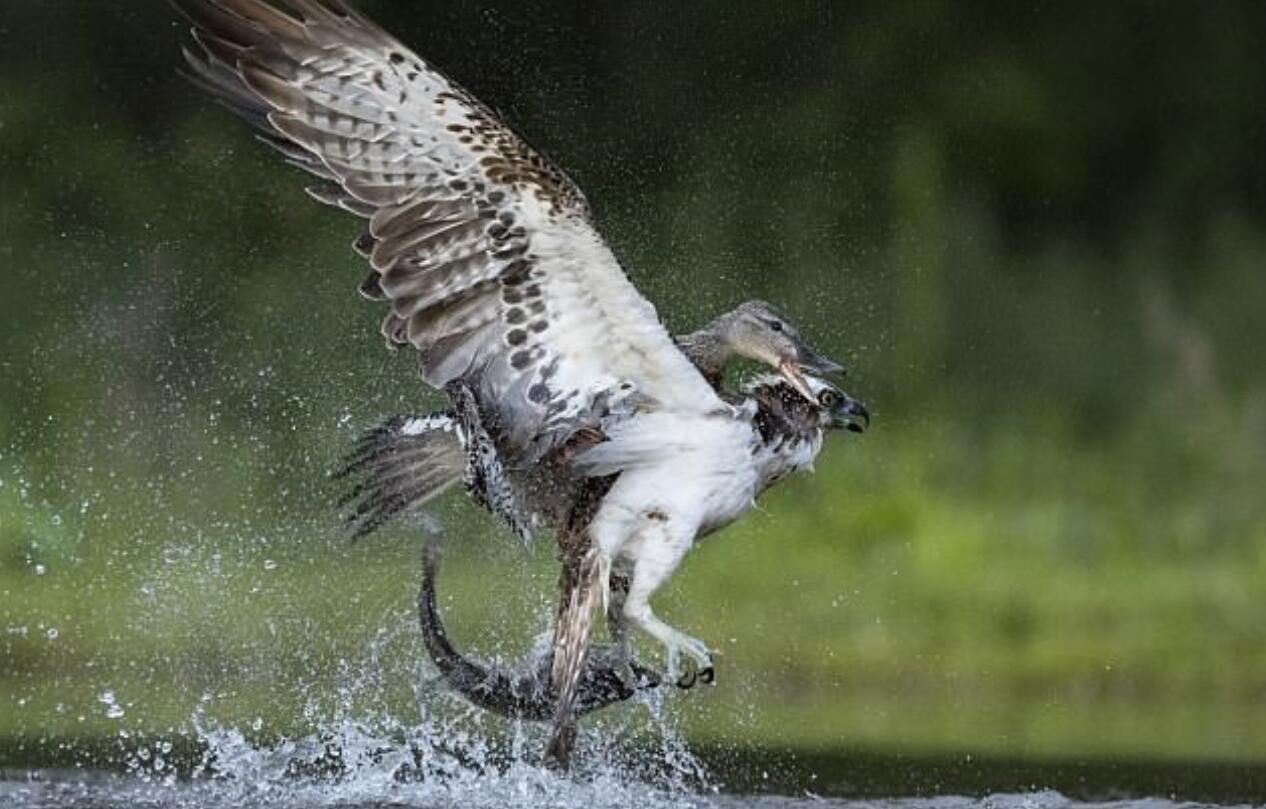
[174, 0, 862, 768]
[337, 300, 841, 541]
[412, 373, 867, 722]
[343, 365, 867, 766]
[336, 303, 860, 765]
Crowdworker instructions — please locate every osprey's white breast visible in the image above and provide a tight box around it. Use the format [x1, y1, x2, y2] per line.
[580, 405, 821, 557]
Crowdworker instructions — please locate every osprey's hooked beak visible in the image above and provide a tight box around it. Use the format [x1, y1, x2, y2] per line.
[828, 392, 870, 434]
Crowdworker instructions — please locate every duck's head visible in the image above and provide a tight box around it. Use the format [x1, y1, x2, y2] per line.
[719, 300, 845, 402]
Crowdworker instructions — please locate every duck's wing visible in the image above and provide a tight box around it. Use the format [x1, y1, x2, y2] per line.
[177, 0, 719, 462]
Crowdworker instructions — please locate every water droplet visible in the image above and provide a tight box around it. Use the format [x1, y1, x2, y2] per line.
[45, 627, 58, 640]
[33, 564, 47, 576]
[263, 559, 277, 571]
[97, 690, 123, 719]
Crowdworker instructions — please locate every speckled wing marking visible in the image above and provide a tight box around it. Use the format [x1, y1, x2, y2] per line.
[177, 0, 720, 464]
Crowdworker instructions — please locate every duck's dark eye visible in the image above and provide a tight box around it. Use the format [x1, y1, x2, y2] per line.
[818, 390, 837, 407]
[766, 319, 784, 333]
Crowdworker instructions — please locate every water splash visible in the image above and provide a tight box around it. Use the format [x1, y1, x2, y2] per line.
[104, 705, 712, 809]
[82, 623, 717, 809]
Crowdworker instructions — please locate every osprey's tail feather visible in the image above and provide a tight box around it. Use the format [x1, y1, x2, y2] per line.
[335, 413, 464, 539]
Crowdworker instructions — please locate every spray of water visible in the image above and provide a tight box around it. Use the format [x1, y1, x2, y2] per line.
[100, 649, 714, 809]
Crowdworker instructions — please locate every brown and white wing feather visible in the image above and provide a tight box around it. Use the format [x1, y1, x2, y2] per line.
[177, 0, 719, 462]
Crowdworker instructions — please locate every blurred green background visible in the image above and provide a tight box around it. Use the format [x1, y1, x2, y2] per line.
[2, 0, 1265, 768]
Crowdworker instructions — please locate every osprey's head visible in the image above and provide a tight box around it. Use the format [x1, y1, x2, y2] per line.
[809, 377, 870, 434]
[744, 373, 869, 435]
[723, 301, 845, 402]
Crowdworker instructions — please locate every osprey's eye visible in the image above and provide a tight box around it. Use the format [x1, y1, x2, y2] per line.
[818, 389, 837, 407]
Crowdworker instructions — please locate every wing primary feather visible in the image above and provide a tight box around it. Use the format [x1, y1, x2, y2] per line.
[171, 0, 265, 48]
[206, 0, 306, 35]
[177, 0, 721, 471]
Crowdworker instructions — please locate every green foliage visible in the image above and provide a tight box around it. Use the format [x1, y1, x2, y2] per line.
[2, 0, 1265, 764]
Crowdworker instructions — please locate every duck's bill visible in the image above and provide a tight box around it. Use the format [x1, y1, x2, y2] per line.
[778, 360, 819, 402]
[796, 344, 846, 377]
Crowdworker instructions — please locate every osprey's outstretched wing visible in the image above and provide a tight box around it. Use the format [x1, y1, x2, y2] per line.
[177, 0, 720, 462]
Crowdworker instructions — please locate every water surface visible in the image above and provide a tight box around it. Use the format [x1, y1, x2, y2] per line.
[4, 741, 1263, 809]
[0, 773, 1257, 809]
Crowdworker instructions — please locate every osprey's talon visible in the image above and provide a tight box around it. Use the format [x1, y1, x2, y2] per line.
[678, 635, 713, 672]
[676, 666, 697, 690]
[699, 665, 715, 685]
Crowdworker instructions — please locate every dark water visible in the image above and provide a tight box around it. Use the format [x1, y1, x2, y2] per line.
[3, 746, 1263, 809]
[0, 773, 1259, 809]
